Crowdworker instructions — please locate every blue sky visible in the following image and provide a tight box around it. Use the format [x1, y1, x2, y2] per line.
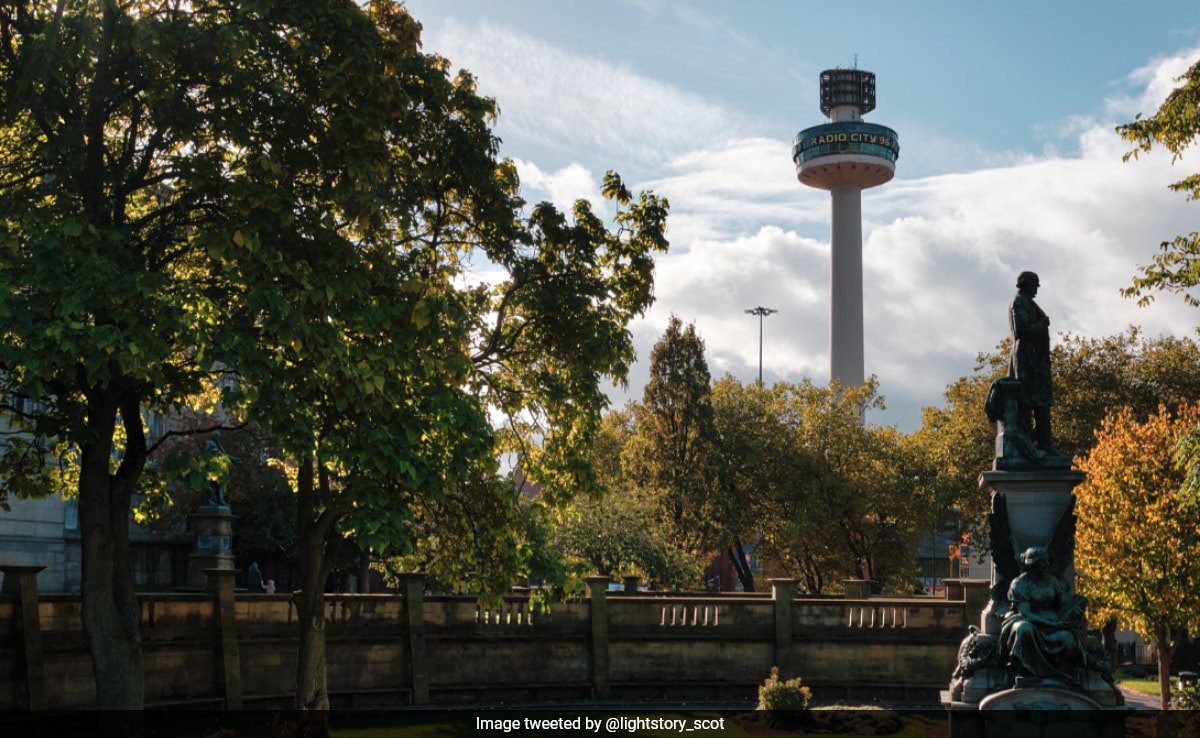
[405, 0, 1200, 430]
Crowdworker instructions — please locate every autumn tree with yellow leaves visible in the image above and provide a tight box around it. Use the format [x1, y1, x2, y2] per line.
[1075, 402, 1200, 709]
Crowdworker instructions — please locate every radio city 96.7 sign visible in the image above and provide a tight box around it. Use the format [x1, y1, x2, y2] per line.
[793, 122, 900, 162]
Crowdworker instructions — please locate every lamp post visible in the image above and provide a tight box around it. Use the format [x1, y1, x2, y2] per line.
[744, 306, 777, 384]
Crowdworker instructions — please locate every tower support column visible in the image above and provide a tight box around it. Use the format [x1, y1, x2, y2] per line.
[830, 184, 864, 389]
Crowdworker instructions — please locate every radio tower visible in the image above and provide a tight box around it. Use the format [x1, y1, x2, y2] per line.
[792, 67, 899, 389]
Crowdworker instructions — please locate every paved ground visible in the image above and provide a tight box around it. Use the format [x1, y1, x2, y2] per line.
[1118, 685, 1163, 710]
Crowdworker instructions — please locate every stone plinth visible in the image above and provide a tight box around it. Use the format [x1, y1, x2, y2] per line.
[186, 505, 235, 589]
[946, 685, 1126, 738]
[946, 467, 1124, 735]
[979, 467, 1085, 633]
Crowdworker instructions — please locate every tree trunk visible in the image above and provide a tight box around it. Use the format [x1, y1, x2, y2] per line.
[78, 385, 144, 710]
[293, 583, 329, 711]
[1101, 618, 1119, 672]
[1156, 630, 1176, 710]
[292, 457, 340, 723]
[727, 540, 755, 592]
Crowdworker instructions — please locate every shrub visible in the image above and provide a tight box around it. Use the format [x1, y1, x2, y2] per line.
[1170, 679, 1200, 710]
[753, 667, 811, 724]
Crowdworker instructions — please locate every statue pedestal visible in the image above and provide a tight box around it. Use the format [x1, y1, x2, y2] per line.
[186, 505, 235, 589]
[945, 468, 1124, 735]
[945, 685, 1127, 738]
[978, 468, 1085, 633]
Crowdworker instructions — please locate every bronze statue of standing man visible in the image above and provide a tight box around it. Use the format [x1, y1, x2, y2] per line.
[1008, 271, 1057, 455]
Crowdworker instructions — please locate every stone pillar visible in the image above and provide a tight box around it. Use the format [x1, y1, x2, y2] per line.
[205, 568, 243, 709]
[585, 576, 612, 698]
[843, 579, 872, 599]
[187, 505, 236, 589]
[770, 578, 797, 676]
[622, 576, 641, 595]
[1, 565, 46, 709]
[399, 573, 429, 705]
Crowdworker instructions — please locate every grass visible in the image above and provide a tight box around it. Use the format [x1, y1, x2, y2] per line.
[1115, 666, 1165, 696]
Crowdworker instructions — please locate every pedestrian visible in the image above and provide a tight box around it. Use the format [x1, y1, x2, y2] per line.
[248, 561, 265, 593]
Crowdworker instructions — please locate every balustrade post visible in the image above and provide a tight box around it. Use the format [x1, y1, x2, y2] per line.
[585, 576, 612, 698]
[770, 578, 797, 677]
[843, 579, 872, 599]
[961, 578, 991, 631]
[399, 573, 429, 705]
[1, 565, 46, 709]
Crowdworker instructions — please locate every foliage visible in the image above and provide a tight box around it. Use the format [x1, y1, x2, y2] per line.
[0, 0, 667, 710]
[757, 666, 812, 713]
[919, 329, 1200, 535]
[1075, 402, 1200, 709]
[1170, 680, 1200, 710]
[623, 316, 721, 560]
[1052, 329, 1200, 461]
[553, 492, 704, 590]
[536, 404, 703, 592]
[912, 346, 1007, 537]
[1118, 57, 1200, 307]
[710, 377, 790, 593]
[758, 378, 944, 594]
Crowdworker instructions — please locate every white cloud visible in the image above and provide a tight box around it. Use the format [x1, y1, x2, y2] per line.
[614, 52, 1200, 429]
[424, 21, 1200, 430]
[512, 160, 603, 214]
[425, 18, 759, 172]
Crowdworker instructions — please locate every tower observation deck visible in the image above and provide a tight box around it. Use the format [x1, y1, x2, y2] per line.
[792, 68, 899, 390]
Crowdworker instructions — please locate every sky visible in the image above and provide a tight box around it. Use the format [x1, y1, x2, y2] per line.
[404, 0, 1200, 430]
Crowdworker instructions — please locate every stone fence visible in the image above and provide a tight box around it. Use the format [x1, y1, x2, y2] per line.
[0, 565, 989, 709]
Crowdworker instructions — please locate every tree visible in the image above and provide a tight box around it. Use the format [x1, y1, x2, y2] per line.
[551, 406, 703, 590]
[759, 378, 939, 594]
[0, 0, 668, 712]
[1075, 402, 1200, 709]
[553, 492, 704, 591]
[1052, 329, 1200, 459]
[710, 377, 786, 593]
[919, 330, 1200, 535]
[623, 317, 723, 574]
[0, 0, 310, 707]
[1118, 57, 1200, 307]
[913, 347, 1008, 537]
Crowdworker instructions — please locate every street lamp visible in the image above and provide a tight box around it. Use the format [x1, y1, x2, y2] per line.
[744, 306, 777, 384]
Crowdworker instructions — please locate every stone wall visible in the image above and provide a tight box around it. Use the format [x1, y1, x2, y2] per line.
[0, 570, 983, 709]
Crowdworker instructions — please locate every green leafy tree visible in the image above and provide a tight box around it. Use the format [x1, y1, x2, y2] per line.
[919, 330, 1200, 536]
[0, 0, 318, 707]
[0, 0, 667, 712]
[623, 316, 723, 572]
[549, 406, 703, 590]
[1075, 402, 1200, 709]
[1052, 329, 1200, 459]
[710, 376, 800, 593]
[760, 378, 937, 593]
[912, 347, 1007, 538]
[1118, 57, 1200, 307]
[554, 492, 704, 591]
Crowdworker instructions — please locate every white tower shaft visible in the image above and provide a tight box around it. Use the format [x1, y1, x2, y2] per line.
[829, 185, 864, 389]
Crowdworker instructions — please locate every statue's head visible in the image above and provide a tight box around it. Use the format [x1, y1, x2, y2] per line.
[1016, 271, 1040, 294]
[1021, 546, 1049, 570]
